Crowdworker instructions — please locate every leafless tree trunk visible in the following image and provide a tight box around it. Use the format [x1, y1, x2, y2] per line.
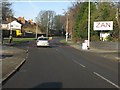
[36, 10, 56, 36]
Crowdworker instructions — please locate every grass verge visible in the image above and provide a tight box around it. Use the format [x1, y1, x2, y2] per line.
[3, 38, 35, 44]
[60, 39, 68, 45]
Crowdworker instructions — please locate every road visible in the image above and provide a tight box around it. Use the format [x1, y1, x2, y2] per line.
[2, 37, 119, 89]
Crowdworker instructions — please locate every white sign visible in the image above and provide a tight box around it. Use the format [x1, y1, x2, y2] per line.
[94, 21, 113, 30]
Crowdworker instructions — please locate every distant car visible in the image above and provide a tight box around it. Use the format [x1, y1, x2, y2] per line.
[36, 37, 50, 47]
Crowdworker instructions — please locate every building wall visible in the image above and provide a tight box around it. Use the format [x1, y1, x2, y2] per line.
[8, 21, 22, 30]
[1, 24, 8, 30]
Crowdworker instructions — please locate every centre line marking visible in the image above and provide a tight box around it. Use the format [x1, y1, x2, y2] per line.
[73, 60, 86, 67]
[93, 72, 120, 89]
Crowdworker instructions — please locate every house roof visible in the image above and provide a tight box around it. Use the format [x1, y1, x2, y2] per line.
[17, 17, 26, 24]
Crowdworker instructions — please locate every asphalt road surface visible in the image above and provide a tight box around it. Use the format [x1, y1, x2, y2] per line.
[3, 37, 119, 89]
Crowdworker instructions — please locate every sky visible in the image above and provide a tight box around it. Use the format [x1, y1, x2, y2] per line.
[9, 0, 75, 22]
[8, 0, 119, 21]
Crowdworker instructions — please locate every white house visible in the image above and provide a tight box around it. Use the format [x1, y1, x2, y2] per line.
[1, 24, 8, 30]
[1, 20, 22, 30]
[8, 21, 22, 30]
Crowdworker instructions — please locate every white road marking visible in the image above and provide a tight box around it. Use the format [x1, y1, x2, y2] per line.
[72, 60, 86, 67]
[93, 72, 120, 89]
[55, 47, 118, 88]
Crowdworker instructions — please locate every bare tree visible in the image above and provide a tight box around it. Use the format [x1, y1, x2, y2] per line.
[53, 15, 65, 31]
[36, 10, 56, 36]
[116, 2, 120, 38]
[66, 1, 81, 39]
[2, 0, 13, 21]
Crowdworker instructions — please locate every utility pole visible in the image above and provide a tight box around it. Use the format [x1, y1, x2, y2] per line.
[36, 23, 38, 39]
[46, 21, 49, 37]
[35, 17, 39, 38]
[9, 15, 13, 44]
[66, 13, 68, 42]
[46, 13, 49, 37]
[87, 0, 90, 49]
[63, 9, 68, 42]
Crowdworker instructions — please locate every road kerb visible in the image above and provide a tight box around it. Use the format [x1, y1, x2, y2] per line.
[2, 59, 26, 82]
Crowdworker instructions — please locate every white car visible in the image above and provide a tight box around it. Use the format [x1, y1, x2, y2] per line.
[37, 37, 50, 47]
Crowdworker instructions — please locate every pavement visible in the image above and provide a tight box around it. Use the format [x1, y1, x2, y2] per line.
[0, 38, 119, 83]
[67, 40, 119, 61]
[1, 42, 28, 83]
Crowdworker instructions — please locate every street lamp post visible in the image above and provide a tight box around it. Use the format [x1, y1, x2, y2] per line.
[9, 15, 13, 44]
[46, 21, 49, 37]
[63, 9, 68, 42]
[87, 0, 90, 49]
[66, 13, 68, 42]
[35, 17, 39, 39]
[36, 23, 38, 39]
